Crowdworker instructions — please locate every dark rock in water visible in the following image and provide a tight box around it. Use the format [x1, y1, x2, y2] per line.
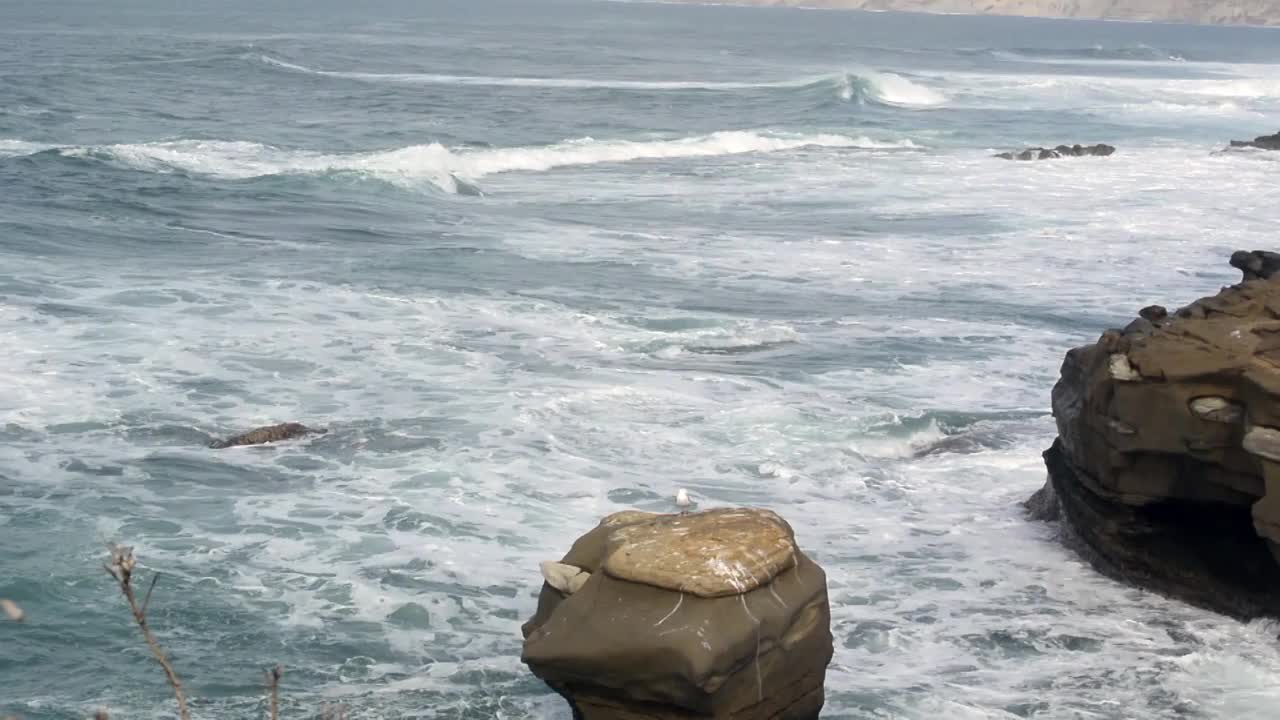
[1230, 250, 1280, 281]
[521, 508, 833, 720]
[1228, 131, 1280, 151]
[209, 422, 323, 449]
[1138, 305, 1168, 322]
[1028, 252, 1280, 619]
[910, 426, 1018, 458]
[996, 143, 1115, 161]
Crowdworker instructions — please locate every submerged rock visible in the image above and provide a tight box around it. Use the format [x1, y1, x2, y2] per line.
[995, 143, 1116, 161]
[1228, 131, 1280, 151]
[208, 422, 323, 449]
[521, 507, 833, 719]
[1030, 251, 1280, 619]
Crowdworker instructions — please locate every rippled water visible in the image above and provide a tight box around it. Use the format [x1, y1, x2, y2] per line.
[3, 0, 1280, 718]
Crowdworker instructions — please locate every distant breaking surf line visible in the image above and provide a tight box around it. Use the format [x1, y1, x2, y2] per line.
[257, 54, 820, 90]
[253, 54, 947, 107]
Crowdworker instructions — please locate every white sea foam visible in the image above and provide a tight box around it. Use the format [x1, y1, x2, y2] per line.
[938, 65, 1280, 114]
[47, 131, 914, 193]
[860, 71, 948, 107]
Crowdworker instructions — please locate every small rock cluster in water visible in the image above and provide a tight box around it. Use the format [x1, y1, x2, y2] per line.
[995, 143, 1117, 160]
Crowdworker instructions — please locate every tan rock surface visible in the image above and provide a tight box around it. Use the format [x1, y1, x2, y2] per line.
[603, 508, 797, 598]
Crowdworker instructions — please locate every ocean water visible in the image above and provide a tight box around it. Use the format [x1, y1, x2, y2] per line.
[2, 0, 1280, 717]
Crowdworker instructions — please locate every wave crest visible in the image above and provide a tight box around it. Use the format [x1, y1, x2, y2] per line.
[255, 55, 946, 108]
[10, 131, 918, 194]
[843, 72, 947, 108]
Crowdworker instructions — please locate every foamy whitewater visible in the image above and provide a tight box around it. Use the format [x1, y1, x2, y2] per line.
[2, 0, 1280, 718]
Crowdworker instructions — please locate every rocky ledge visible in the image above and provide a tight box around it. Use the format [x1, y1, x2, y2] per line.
[996, 144, 1116, 161]
[521, 508, 833, 719]
[1029, 251, 1280, 619]
[1228, 131, 1280, 151]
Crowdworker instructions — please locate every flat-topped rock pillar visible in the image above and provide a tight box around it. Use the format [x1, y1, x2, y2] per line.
[521, 508, 833, 719]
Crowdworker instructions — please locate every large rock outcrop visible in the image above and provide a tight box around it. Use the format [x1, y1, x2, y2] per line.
[1031, 252, 1280, 618]
[521, 508, 833, 719]
[996, 144, 1116, 161]
[1228, 131, 1280, 151]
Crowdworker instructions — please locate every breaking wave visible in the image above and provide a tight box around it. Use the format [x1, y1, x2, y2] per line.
[3, 131, 918, 194]
[840, 71, 947, 107]
[255, 55, 946, 107]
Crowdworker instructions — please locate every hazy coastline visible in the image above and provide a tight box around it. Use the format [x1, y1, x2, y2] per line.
[658, 0, 1280, 26]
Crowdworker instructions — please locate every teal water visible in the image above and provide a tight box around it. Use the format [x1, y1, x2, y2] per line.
[3, 0, 1280, 717]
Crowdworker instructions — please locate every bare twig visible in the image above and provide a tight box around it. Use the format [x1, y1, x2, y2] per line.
[141, 574, 160, 616]
[104, 545, 190, 720]
[1, 598, 24, 623]
[265, 665, 282, 720]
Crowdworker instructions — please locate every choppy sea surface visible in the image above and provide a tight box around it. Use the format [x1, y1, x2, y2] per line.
[2, 0, 1280, 717]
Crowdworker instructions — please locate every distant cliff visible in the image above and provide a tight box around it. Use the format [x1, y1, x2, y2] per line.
[670, 0, 1280, 26]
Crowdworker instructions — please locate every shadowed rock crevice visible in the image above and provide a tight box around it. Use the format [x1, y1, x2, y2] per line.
[1035, 441, 1280, 618]
[1030, 251, 1280, 619]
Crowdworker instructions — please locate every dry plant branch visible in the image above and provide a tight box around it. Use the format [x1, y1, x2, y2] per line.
[265, 665, 283, 720]
[104, 544, 190, 720]
[1, 598, 24, 623]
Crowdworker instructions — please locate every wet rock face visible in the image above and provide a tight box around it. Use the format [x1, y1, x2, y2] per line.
[1228, 131, 1280, 151]
[995, 143, 1116, 160]
[1031, 252, 1280, 619]
[208, 422, 322, 449]
[521, 508, 833, 720]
